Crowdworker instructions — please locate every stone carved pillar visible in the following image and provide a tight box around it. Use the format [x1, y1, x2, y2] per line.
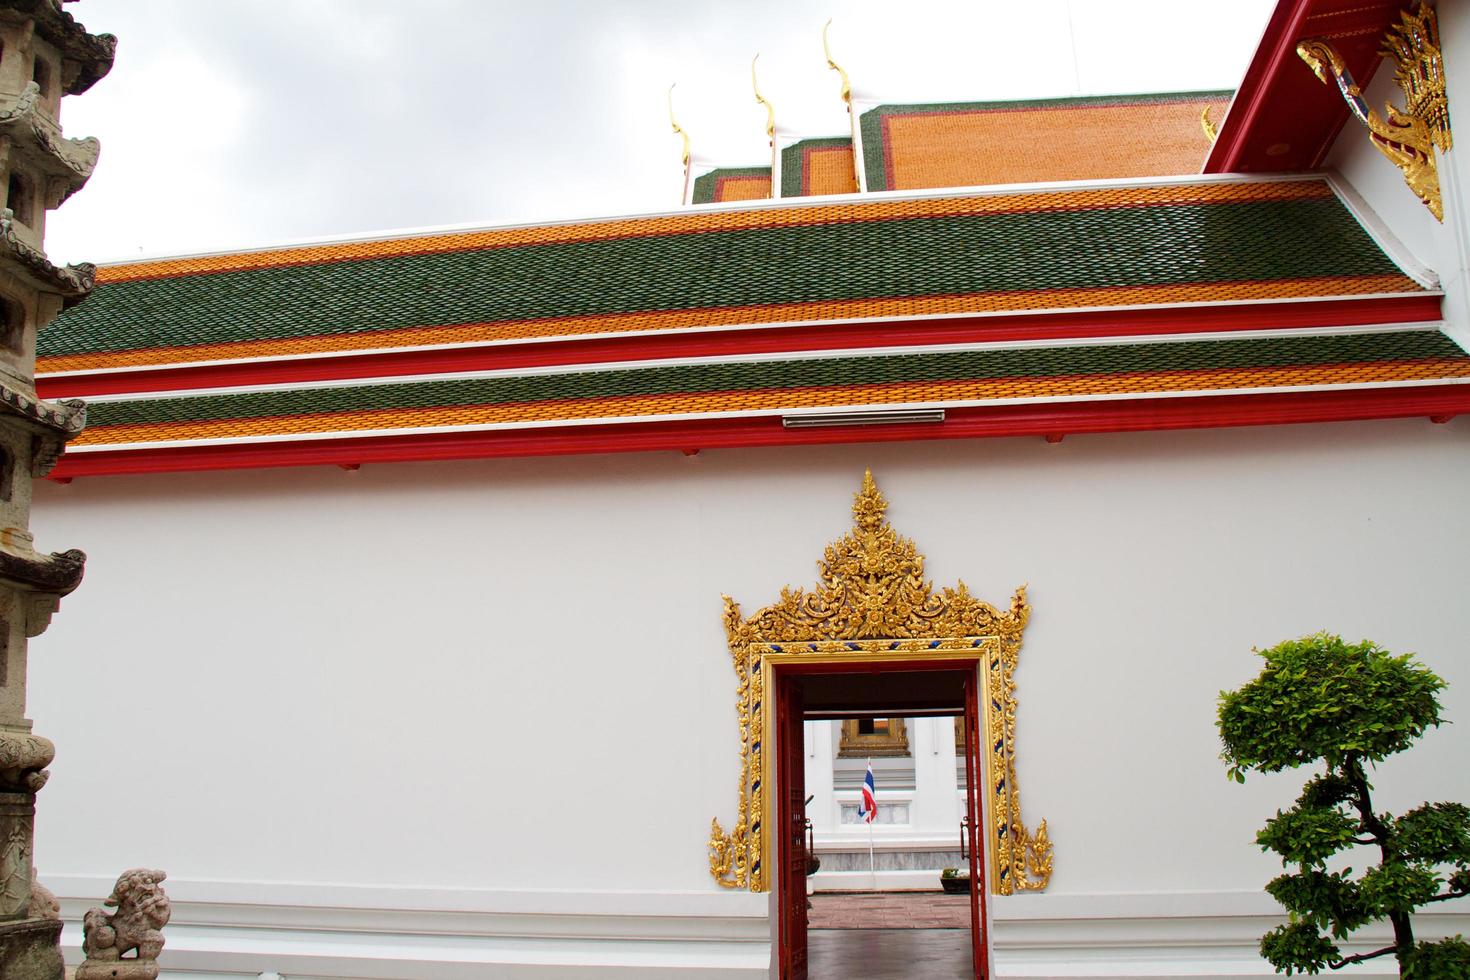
[0, 792, 35, 915]
[0, 2, 115, 977]
[0, 791, 61, 980]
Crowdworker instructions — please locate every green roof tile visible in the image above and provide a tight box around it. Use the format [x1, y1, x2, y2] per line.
[44, 190, 1408, 361]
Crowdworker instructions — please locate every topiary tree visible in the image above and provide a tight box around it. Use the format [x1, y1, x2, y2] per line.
[1218, 632, 1470, 977]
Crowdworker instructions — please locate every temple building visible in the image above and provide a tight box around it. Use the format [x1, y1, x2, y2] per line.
[19, 0, 1470, 977]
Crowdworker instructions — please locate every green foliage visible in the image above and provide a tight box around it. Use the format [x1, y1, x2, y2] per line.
[1260, 920, 1341, 975]
[1218, 633, 1445, 780]
[1394, 803, 1470, 866]
[1264, 869, 1368, 938]
[1358, 861, 1442, 916]
[1218, 633, 1467, 978]
[1257, 802, 1360, 868]
[1403, 937, 1470, 979]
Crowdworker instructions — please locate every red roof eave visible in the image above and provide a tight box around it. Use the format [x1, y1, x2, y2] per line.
[46, 384, 1470, 481]
[1206, 0, 1402, 174]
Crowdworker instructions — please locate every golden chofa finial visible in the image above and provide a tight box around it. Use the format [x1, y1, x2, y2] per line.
[667, 83, 690, 166]
[668, 83, 693, 206]
[1200, 105, 1218, 143]
[823, 19, 852, 107]
[751, 54, 776, 140]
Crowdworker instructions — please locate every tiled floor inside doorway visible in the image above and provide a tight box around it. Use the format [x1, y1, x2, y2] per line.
[807, 893, 973, 978]
[808, 928, 972, 978]
[808, 890, 971, 929]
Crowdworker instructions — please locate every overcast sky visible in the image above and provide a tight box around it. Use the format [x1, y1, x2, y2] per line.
[43, 0, 1276, 267]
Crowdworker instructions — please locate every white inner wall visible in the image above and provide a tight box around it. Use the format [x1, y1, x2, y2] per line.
[25, 418, 1470, 901]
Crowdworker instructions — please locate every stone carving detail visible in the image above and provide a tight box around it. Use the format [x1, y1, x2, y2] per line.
[28, 869, 59, 920]
[0, 732, 54, 794]
[1, 825, 29, 915]
[0, 81, 103, 184]
[76, 870, 171, 980]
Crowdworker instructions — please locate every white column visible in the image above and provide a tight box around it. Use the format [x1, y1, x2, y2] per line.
[910, 717, 961, 841]
[804, 720, 837, 834]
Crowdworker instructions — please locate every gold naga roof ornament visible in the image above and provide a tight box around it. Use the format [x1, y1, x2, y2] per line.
[667, 83, 692, 205]
[751, 53, 776, 141]
[1200, 105, 1219, 143]
[667, 83, 691, 167]
[1296, 0, 1450, 221]
[709, 471, 1053, 895]
[822, 18, 852, 108]
[750, 54, 777, 197]
[823, 17, 865, 193]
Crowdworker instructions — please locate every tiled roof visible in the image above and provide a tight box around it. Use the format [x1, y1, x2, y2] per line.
[40, 179, 1420, 374]
[691, 167, 772, 204]
[71, 330, 1470, 450]
[40, 173, 1464, 477]
[781, 138, 858, 197]
[860, 91, 1231, 192]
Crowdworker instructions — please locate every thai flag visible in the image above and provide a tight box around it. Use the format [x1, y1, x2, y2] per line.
[858, 762, 877, 823]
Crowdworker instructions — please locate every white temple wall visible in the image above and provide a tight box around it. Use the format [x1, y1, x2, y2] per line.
[25, 417, 1470, 977]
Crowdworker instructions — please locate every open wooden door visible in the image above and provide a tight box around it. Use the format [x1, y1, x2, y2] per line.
[776, 673, 808, 980]
[962, 669, 992, 980]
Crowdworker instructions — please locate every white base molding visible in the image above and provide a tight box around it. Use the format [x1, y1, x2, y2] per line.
[992, 891, 1469, 979]
[41, 877, 1470, 979]
[44, 876, 772, 980]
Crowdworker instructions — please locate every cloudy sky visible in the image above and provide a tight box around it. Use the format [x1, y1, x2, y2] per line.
[44, 0, 1276, 267]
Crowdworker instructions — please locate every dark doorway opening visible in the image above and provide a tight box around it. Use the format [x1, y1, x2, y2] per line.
[773, 661, 991, 980]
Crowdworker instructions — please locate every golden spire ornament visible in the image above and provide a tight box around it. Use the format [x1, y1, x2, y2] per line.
[750, 54, 777, 197]
[822, 18, 865, 193]
[822, 19, 852, 107]
[667, 83, 692, 205]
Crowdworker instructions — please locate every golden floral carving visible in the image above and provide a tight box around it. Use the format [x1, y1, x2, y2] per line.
[709, 471, 1053, 894]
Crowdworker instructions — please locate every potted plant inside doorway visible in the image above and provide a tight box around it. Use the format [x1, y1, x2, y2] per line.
[939, 868, 969, 894]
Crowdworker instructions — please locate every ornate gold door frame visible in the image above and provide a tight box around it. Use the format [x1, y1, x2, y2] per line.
[708, 472, 1053, 895]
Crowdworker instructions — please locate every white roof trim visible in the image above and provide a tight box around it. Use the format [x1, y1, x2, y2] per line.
[1326, 171, 1440, 290]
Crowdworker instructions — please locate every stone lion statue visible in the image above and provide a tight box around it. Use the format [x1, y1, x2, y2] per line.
[78, 868, 170, 976]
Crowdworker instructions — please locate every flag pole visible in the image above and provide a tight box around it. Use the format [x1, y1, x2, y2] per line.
[867, 757, 876, 890]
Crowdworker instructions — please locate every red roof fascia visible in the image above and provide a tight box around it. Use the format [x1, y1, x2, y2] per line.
[36, 293, 1440, 399]
[1206, 0, 1401, 174]
[46, 383, 1470, 480]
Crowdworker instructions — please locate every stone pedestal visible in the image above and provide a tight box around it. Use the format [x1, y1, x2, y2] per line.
[75, 960, 159, 980]
[0, 916, 64, 980]
[0, 791, 62, 980]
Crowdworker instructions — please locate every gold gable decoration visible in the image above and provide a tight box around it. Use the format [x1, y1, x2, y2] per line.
[1297, 1, 1451, 222]
[708, 471, 1053, 894]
